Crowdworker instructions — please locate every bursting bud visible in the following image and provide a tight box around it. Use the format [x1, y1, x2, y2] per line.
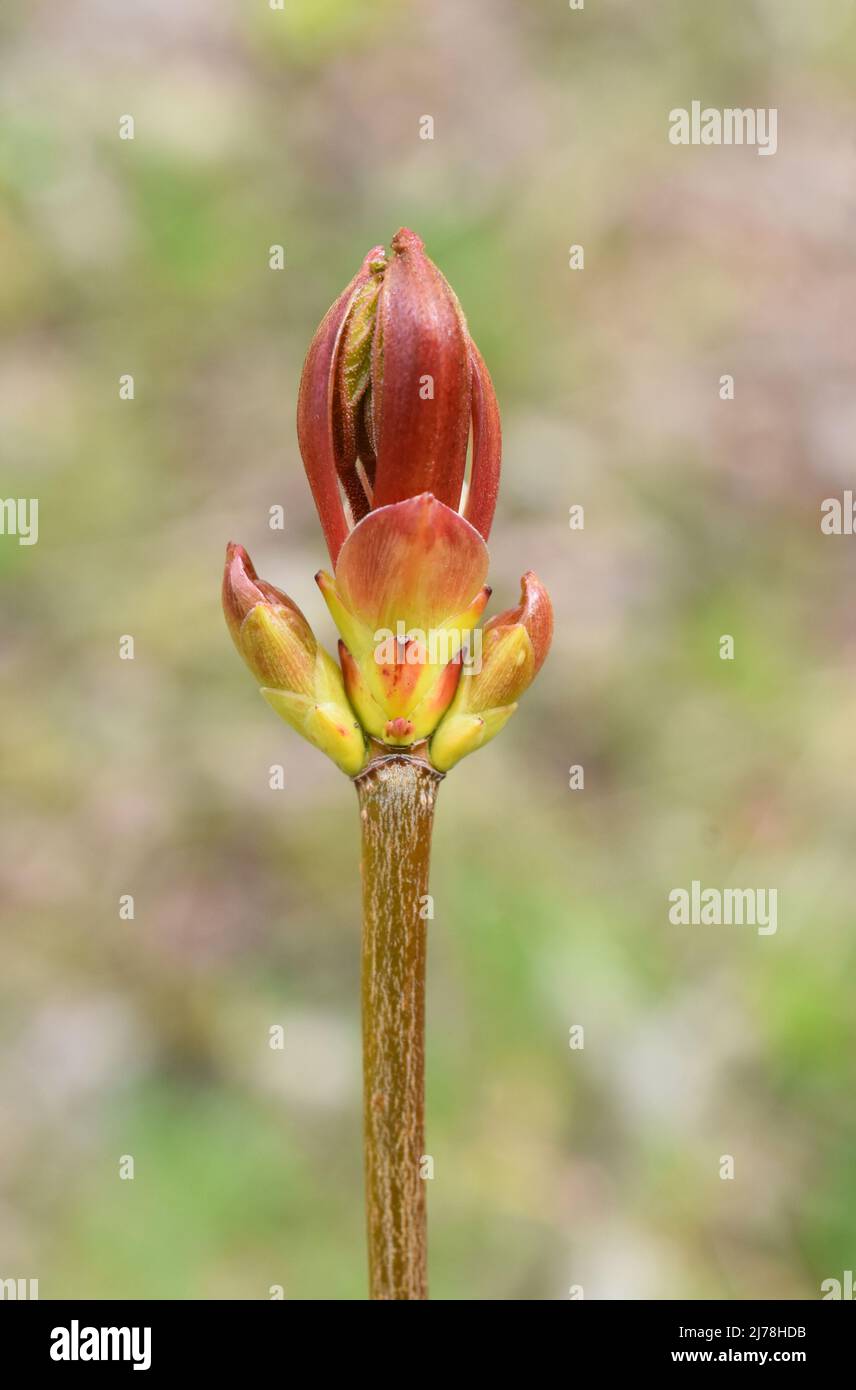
[223, 543, 365, 776]
[430, 572, 553, 770]
[224, 226, 552, 775]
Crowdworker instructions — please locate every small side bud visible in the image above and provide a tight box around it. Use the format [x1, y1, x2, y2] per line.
[223, 544, 365, 775]
[430, 572, 552, 770]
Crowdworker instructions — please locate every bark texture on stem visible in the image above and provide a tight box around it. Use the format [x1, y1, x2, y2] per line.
[355, 745, 441, 1300]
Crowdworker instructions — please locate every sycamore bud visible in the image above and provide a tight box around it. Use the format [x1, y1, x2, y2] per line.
[224, 228, 553, 777]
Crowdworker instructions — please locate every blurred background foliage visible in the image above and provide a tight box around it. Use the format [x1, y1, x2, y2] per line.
[2, 0, 856, 1299]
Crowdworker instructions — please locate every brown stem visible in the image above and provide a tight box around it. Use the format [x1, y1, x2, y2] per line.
[355, 740, 442, 1300]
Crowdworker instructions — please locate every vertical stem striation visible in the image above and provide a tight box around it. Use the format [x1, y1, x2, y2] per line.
[355, 744, 442, 1300]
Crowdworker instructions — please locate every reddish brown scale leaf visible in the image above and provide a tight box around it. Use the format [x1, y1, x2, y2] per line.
[371, 229, 472, 512]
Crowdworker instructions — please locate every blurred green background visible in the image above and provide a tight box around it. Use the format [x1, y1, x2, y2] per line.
[2, 0, 855, 1300]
